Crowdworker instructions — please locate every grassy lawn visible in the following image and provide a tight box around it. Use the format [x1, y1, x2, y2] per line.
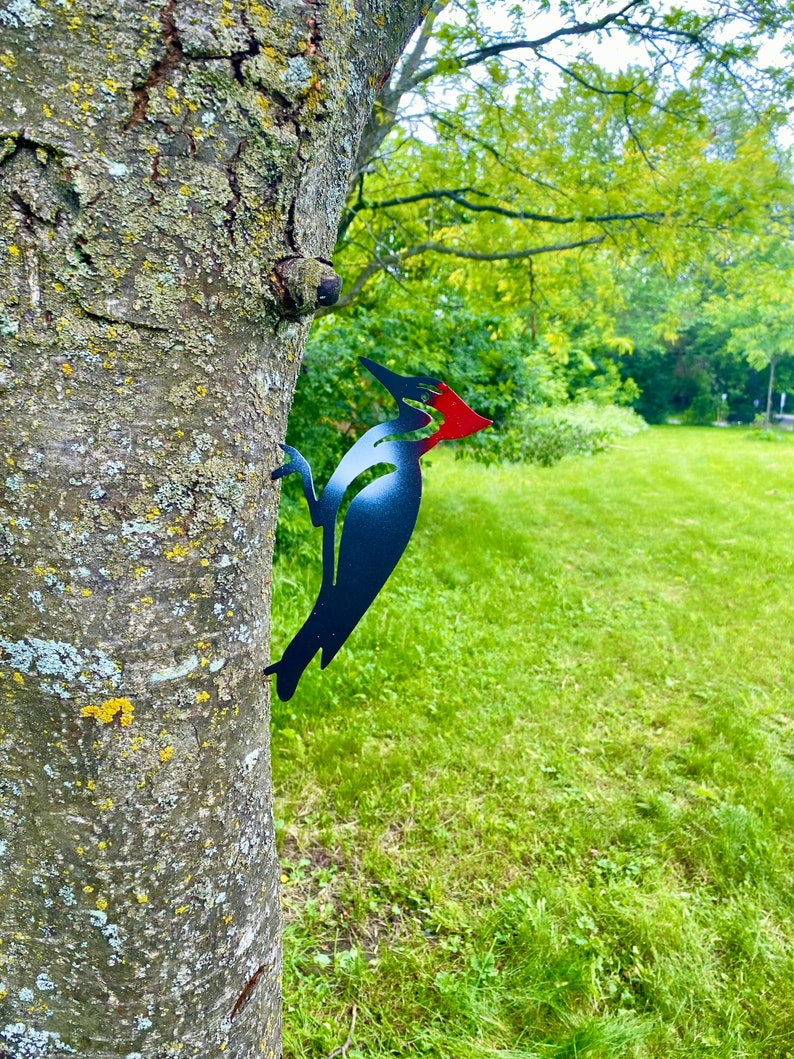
[269, 426, 794, 1059]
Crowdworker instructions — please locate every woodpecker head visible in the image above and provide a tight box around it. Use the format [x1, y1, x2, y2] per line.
[359, 357, 440, 406]
[359, 356, 492, 446]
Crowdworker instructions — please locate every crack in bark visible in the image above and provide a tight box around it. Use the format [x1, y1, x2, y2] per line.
[125, 0, 184, 130]
[230, 8, 261, 86]
[222, 138, 248, 239]
[285, 198, 298, 254]
[1, 138, 79, 225]
[7, 189, 40, 232]
[77, 302, 171, 332]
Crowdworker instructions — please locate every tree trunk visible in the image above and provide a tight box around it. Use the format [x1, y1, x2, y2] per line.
[0, 2, 425, 1055]
[765, 356, 777, 430]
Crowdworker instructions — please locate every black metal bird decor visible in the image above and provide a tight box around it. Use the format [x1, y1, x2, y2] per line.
[266, 356, 492, 701]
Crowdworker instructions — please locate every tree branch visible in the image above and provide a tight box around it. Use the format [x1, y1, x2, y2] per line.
[393, 0, 448, 95]
[319, 235, 607, 314]
[411, 0, 648, 86]
[401, 235, 607, 261]
[338, 186, 479, 239]
[343, 187, 666, 226]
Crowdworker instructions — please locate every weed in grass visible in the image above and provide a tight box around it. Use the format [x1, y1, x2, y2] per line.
[271, 427, 794, 1058]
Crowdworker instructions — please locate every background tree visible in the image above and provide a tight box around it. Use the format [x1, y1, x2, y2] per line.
[0, 2, 426, 1055]
[273, 1, 794, 484]
[280, 68, 791, 492]
[334, 0, 794, 304]
[704, 239, 794, 426]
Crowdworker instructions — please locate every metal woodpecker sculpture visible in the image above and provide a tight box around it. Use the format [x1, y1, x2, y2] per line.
[266, 357, 492, 701]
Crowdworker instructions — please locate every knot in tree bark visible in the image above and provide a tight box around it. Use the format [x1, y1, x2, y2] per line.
[271, 257, 343, 318]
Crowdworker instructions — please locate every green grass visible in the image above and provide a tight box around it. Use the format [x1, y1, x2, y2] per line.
[269, 426, 794, 1059]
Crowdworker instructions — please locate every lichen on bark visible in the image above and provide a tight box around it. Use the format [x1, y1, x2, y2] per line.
[0, 0, 426, 1055]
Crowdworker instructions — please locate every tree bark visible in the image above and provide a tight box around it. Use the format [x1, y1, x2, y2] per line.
[0, 2, 425, 1055]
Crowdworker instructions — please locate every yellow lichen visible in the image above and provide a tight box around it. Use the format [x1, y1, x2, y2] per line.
[160, 746, 174, 763]
[0, 53, 16, 70]
[174, 904, 189, 914]
[98, 798, 114, 810]
[12, 672, 23, 685]
[165, 543, 190, 560]
[195, 691, 210, 703]
[135, 892, 149, 904]
[7, 245, 20, 257]
[95, 897, 108, 911]
[249, 0, 270, 23]
[81, 697, 134, 726]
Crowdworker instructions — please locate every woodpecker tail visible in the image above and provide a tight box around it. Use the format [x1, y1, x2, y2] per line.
[265, 609, 325, 701]
[264, 660, 298, 703]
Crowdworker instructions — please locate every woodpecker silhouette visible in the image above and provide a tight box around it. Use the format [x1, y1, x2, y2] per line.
[265, 357, 492, 701]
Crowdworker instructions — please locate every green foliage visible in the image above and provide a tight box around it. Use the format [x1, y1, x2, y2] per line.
[290, 300, 555, 478]
[278, 299, 568, 552]
[271, 427, 794, 1058]
[283, 8, 794, 494]
[297, 57, 793, 468]
[498, 401, 648, 466]
[703, 238, 794, 376]
[679, 394, 716, 425]
[293, 1, 794, 487]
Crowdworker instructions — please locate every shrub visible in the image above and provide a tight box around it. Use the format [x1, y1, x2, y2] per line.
[498, 401, 648, 467]
[682, 394, 720, 425]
